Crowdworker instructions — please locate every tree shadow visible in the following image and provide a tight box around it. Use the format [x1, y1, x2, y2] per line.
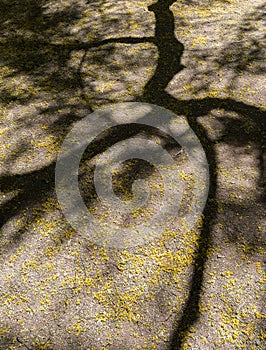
[0, 0, 265, 348]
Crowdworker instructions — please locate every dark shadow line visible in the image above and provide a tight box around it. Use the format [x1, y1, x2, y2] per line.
[50, 36, 155, 51]
[75, 49, 94, 109]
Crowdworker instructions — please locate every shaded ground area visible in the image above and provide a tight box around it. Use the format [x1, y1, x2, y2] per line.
[0, 0, 265, 349]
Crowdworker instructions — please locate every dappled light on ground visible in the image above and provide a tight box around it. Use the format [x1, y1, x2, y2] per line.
[0, 0, 265, 349]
